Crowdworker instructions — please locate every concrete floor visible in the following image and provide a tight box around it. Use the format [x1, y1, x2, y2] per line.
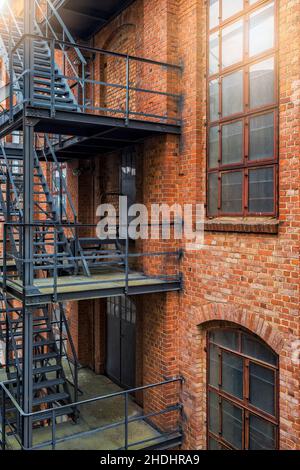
[1, 366, 162, 450]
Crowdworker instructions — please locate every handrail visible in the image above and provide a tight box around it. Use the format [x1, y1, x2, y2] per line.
[51, 303, 79, 403]
[0, 376, 183, 450]
[43, 0, 87, 66]
[33, 0, 84, 89]
[44, 134, 77, 219]
[12, 33, 182, 70]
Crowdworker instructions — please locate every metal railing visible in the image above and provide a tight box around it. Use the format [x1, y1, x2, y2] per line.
[2, 221, 182, 300]
[0, 376, 183, 450]
[0, 30, 182, 125]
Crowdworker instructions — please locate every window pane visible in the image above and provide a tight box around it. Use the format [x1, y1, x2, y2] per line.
[209, 391, 220, 434]
[249, 2, 275, 57]
[249, 113, 274, 161]
[242, 333, 277, 366]
[209, 0, 219, 29]
[222, 351, 243, 399]
[222, 20, 243, 69]
[222, 121, 243, 165]
[249, 414, 276, 450]
[208, 172, 219, 216]
[209, 330, 239, 351]
[221, 171, 243, 213]
[209, 79, 219, 121]
[209, 32, 219, 75]
[222, 0, 243, 20]
[248, 167, 274, 213]
[209, 126, 219, 168]
[249, 362, 275, 416]
[208, 437, 221, 450]
[222, 400, 243, 449]
[222, 70, 243, 117]
[209, 344, 220, 387]
[250, 58, 275, 109]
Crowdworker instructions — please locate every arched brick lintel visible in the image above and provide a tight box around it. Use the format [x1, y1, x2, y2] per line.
[196, 303, 285, 355]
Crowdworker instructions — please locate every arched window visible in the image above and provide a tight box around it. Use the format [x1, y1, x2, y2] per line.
[207, 327, 279, 450]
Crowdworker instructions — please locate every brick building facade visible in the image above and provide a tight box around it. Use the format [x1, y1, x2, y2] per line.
[57, 0, 300, 450]
[0, 0, 299, 451]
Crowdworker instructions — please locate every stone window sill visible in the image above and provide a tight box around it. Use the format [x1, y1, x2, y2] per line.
[204, 217, 280, 234]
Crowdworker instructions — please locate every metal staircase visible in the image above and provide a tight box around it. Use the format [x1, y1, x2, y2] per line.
[0, 139, 79, 425]
[0, 294, 78, 424]
[0, 5, 79, 115]
[0, 141, 79, 277]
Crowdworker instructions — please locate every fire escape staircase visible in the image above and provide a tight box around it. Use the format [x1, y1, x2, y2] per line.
[0, 6, 80, 115]
[0, 143, 80, 424]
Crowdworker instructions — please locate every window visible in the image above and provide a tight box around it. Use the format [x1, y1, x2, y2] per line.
[207, 328, 279, 450]
[52, 164, 67, 218]
[207, 1, 278, 216]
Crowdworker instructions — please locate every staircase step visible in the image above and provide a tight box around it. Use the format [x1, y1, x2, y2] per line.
[33, 378, 65, 391]
[33, 392, 69, 406]
[32, 364, 62, 375]
[33, 405, 74, 421]
[15, 339, 55, 349]
[11, 327, 52, 338]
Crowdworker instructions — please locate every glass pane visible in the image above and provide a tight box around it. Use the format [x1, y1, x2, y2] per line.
[210, 330, 239, 351]
[248, 167, 274, 213]
[242, 333, 277, 366]
[209, 437, 221, 450]
[208, 172, 219, 216]
[209, 32, 219, 75]
[222, 0, 243, 20]
[250, 58, 275, 109]
[222, 351, 243, 399]
[222, 70, 243, 117]
[209, 79, 219, 121]
[249, 362, 275, 415]
[249, 2, 275, 57]
[249, 414, 276, 450]
[209, 344, 220, 387]
[209, 126, 219, 168]
[209, 391, 220, 434]
[249, 113, 274, 161]
[222, 400, 243, 449]
[221, 171, 243, 213]
[209, 0, 219, 29]
[222, 20, 243, 69]
[222, 121, 243, 165]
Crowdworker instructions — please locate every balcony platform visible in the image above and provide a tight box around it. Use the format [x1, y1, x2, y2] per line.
[0, 367, 182, 451]
[0, 267, 182, 305]
[0, 106, 181, 158]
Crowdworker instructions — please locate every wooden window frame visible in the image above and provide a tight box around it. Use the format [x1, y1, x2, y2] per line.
[206, 327, 279, 450]
[207, 0, 279, 217]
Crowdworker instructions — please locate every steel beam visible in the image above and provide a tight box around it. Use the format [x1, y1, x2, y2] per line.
[22, 0, 35, 450]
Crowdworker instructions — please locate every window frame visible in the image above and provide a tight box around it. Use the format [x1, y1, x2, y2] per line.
[206, 327, 279, 450]
[206, 0, 279, 217]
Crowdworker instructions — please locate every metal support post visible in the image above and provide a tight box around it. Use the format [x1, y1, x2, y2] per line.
[22, 0, 35, 450]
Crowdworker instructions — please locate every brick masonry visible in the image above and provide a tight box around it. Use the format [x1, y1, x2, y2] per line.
[28, 0, 300, 450]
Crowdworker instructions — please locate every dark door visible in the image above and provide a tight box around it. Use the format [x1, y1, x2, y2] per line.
[106, 296, 136, 389]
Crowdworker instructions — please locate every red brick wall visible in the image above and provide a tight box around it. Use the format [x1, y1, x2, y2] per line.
[63, 0, 300, 450]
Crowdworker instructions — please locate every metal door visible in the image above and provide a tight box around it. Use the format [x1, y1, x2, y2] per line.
[106, 296, 136, 389]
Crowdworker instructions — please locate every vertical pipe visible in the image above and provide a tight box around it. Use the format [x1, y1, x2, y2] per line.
[125, 56, 130, 125]
[51, 409, 56, 450]
[54, 225, 58, 302]
[22, 0, 35, 450]
[125, 220, 129, 295]
[50, 39, 56, 117]
[9, 17, 13, 123]
[82, 63, 85, 112]
[124, 393, 129, 450]
[1, 387, 6, 450]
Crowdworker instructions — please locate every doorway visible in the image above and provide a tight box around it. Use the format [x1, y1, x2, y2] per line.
[106, 296, 136, 389]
